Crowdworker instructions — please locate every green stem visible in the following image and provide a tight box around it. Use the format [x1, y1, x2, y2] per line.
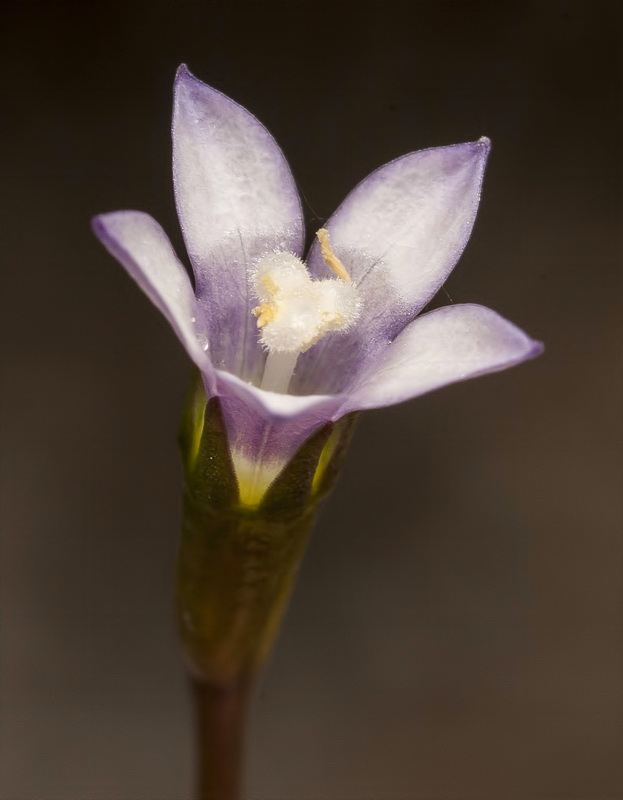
[191, 676, 252, 800]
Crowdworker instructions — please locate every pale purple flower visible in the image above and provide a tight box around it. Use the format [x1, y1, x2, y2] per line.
[93, 65, 541, 502]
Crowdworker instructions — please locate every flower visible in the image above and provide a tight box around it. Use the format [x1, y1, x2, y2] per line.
[93, 65, 542, 506]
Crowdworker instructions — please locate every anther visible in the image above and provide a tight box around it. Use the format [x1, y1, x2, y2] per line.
[252, 303, 276, 328]
[316, 228, 351, 282]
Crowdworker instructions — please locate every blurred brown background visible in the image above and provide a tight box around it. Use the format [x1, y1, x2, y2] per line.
[1, 1, 621, 798]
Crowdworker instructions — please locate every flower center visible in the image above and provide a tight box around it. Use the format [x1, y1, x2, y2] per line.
[251, 229, 360, 393]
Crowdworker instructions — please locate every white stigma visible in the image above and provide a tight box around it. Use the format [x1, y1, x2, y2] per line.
[251, 229, 360, 393]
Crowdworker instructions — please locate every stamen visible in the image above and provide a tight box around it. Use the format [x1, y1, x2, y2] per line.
[250, 247, 361, 393]
[316, 228, 351, 281]
[252, 303, 276, 328]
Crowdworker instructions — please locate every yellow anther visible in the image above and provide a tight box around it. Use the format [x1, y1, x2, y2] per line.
[252, 302, 276, 328]
[316, 228, 351, 282]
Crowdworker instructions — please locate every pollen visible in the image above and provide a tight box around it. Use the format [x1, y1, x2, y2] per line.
[252, 302, 276, 328]
[251, 246, 360, 355]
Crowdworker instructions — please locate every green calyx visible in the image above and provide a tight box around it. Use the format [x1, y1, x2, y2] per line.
[176, 371, 357, 686]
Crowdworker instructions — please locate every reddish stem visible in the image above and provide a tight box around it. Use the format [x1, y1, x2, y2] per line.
[191, 676, 253, 800]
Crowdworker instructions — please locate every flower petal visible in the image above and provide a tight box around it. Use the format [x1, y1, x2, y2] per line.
[212, 369, 342, 504]
[344, 304, 542, 411]
[173, 65, 304, 381]
[307, 139, 490, 336]
[296, 141, 491, 396]
[92, 211, 213, 382]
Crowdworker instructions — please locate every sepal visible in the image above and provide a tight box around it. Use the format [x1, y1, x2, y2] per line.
[310, 412, 359, 501]
[261, 412, 358, 518]
[180, 371, 239, 510]
[260, 424, 332, 520]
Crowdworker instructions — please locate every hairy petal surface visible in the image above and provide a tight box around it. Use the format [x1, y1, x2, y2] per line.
[296, 141, 490, 395]
[308, 140, 490, 323]
[92, 211, 213, 383]
[173, 65, 304, 382]
[344, 304, 543, 411]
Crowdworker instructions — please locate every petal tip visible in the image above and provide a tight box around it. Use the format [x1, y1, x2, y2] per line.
[91, 212, 117, 242]
[90, 214, 104, 234]
[174, 63, 200, 96]
[469, 136, 491, 167]
[462, 304, 544, 362]
[174, 63, 219, 105]
[525, 338, 545, 360]
[175, 62, 201, 89]
[91, 210, 148, 239]
[173, 63, 227, 118]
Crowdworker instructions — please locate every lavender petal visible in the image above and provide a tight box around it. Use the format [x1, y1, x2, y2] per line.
[92, 211, 214, 382]
[295, 141, 490, 395]
[173, 66, 305, 381]
[342, 303, 543, 412]
[212, 370, 342, 495]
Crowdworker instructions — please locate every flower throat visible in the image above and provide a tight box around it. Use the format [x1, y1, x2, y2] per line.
[251, 229, 361, 394]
